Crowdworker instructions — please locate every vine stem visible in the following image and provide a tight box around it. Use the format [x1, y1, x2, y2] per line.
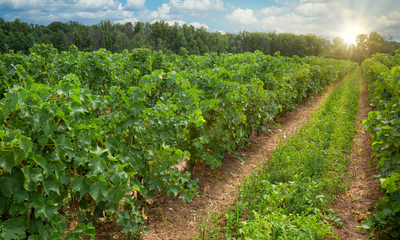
[69, 170, 93, 180]
[5, 110, 18, 127]
[69, 170, 117, 188]
[47, 98, 65, 100]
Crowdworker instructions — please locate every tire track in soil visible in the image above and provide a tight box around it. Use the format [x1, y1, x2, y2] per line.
[94, 70, 354, 240]
[331, 69, 382, 240]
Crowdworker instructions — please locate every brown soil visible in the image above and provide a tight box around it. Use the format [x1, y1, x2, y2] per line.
[331, 69, 382, 239]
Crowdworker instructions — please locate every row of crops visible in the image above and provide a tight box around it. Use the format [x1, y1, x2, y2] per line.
[0, 44, 357, 239]
[362, 50, 400, 238]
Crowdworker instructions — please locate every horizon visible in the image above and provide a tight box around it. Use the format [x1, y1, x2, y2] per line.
[0, 0, 399, 43]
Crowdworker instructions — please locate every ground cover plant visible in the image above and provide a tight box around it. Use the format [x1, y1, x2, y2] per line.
[361, 50, 400, 238]
[210, 68, 362, 239]
[0, 44, 356, 239]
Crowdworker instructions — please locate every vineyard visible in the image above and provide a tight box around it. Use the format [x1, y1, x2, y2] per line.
[221, 65, 362, 239]
[0, 43, 359, 239]
[361, 50, 400, 238]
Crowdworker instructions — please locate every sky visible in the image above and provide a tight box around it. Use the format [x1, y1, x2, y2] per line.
[0, 0, 399, 43]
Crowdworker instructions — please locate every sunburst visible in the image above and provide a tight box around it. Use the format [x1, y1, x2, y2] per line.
[340, 24, 365, 45]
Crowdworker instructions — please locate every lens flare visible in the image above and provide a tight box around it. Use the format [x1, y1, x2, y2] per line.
[341, 24, 365, 45]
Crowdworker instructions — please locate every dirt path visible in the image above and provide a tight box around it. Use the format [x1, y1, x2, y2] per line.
[139, 72, 354, 240]
[332, 69, 382, 239]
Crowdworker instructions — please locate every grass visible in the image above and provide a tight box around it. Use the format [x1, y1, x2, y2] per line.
[195, 67, 361, 239]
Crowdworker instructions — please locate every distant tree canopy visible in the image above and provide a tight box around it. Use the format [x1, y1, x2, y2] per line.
[0, 17, 398, 62]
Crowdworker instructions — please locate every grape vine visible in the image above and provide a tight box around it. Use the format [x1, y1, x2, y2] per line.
[0, 44, 357, 239]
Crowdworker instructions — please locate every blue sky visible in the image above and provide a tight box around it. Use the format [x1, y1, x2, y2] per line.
[0, 0, 399, 43]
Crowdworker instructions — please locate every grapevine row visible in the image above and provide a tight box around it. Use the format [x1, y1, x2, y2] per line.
[0, 44, 357, 239]
[361, 50, 400, 238]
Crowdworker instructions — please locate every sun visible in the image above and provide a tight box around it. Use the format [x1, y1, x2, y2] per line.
[340, 24, 364, 45]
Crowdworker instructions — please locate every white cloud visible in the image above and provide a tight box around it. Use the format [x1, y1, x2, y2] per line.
[139, 3, 175, 20]
[300, 0, 358, 3]
[260, 12, 320, 33]
[2, 0, 138, 26]
[74, 0, 120, 10]
[164, 20, 186, 26]
[224, 8, 259, 26]
[124, 0, 145, 10]
[340, 8, 354, 18]
[362, 15, 400, 29]
[116, 17, 140, 24]
[169, 0, 225, 12]
[0, 0, 121, 12]
[295, 2, 353, 19]
[190, 12, 212, 18]
[153, 3, 172, 19]
[139, 0, 225, 21]
[225, 2, 235, 10]
[226, 2, 355, 33]
[5, 9, 135, 23]
[296, 3, 330, 17]
[258, 5, 293, 17]
[0, 0, 45, 10]
[189, 22, 209, 29]
[213, 29, 226, 34]
[388, 11, 400, 21]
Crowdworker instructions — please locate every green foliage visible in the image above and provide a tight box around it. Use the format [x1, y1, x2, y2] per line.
[361, 50, 400, 238]
[218, 69, 361, 239]
[0, 72, 199, 238]
[0, 44, 357, 239]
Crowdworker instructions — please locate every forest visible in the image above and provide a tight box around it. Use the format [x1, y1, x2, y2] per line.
[0, 17, 399, 63]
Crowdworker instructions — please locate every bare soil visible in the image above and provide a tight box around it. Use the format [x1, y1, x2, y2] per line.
[331, 70, 382, 239]
[95, 69, 381, 240]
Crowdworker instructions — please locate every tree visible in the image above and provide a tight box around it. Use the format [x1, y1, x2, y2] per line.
[0, 29, 9, 53]
[214, 32, 228, 53]
[304, 33, 320, 56]
[51, 30, 67, 51]
[356, 34, 368, 63]
[47, 21, 71, 34]
[124, 22, 135, 39]
[26, 32, 38, 48]
[196, 37, 209, 54]
[115, 32, 130, 52]
[133, 21, 144, 36]
[171, 24, 187, 53]
[73, 32, 82, 49]
[278, 33, 296, 57]
[293, 35, 308, 57]
[367, 31, 393, 56]
[331, 37, 346, 60]
[129, 29, 147, 49]
[247, 31, 271, 54]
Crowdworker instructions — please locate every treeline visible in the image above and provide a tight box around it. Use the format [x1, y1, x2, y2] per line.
[0, 17, 399, 62]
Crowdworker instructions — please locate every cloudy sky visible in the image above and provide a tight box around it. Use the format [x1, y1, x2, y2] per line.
[0, 0, 399, 43]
